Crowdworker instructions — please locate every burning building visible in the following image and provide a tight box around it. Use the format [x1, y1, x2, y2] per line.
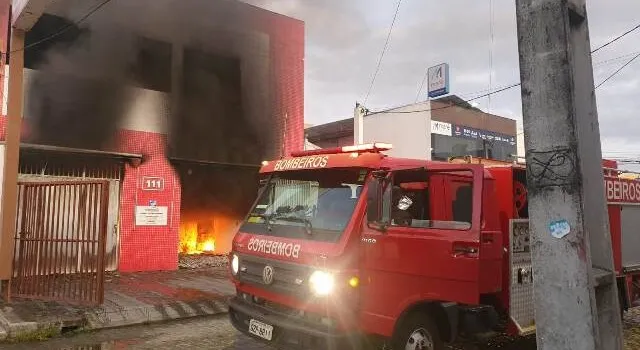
[0, 0, 304, 271]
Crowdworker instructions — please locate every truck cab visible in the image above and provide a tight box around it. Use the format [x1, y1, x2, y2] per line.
[228, 143, 507, 349]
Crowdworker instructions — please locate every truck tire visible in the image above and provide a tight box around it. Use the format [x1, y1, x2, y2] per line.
[392, 313, 444, 350]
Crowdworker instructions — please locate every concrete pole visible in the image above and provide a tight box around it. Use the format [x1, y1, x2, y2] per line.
[354, 102, 365, 144]
[515, 1, 622, 349]
[0, 28, 25, 296]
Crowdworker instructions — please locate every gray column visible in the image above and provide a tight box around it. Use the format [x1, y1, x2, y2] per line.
[515, 0, 622, 349]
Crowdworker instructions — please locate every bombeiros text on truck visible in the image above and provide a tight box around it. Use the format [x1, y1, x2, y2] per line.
[227, 143, 640, 349]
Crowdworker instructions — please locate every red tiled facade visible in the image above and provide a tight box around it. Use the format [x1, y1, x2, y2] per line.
[0, 1, 304, 272]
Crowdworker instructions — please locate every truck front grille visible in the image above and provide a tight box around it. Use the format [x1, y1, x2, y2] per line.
[236, 253, 310, 296]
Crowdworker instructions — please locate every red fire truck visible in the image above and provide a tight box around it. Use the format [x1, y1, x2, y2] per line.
[228, 143, 640, 349]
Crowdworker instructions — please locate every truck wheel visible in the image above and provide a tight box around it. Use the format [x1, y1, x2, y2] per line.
[392, 313, 443, 350]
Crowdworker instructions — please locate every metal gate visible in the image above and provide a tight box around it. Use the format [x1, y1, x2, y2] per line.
[11, 180, 110, 305]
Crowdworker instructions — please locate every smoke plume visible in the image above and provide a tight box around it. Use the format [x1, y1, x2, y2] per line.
[26, 0, 276, 164]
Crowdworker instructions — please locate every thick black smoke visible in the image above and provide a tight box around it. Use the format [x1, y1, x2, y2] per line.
[26, 0, 276, 164]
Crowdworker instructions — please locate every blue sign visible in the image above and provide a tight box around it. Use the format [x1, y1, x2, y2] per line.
[428, 63, 450, 98]
[452, 125, 516, 145]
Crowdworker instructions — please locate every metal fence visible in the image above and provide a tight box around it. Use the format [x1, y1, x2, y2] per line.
[11, 180, 110, 305]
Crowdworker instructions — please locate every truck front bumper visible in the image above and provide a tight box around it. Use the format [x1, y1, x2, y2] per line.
[228, 296, 357, 349]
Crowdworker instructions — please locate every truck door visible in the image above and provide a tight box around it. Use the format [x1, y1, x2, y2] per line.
[359, 164, 484, 336]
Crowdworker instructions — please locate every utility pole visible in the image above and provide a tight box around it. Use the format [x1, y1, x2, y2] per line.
[354, 102, 366, 144]
[0, 28, 26, 299]
[515, 1, 622, 350]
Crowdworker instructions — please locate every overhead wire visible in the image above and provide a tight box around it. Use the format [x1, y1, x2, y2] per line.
[595, 52, 640, 89]
[373, 23, 640, 115]
[591, 23, 640, 54]
[487, 0, 495, 113]
[363, 0, 403, 105]
[6, 0, 114, 55]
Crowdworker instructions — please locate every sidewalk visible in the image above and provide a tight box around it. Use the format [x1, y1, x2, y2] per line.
[0, 266, 234, 342]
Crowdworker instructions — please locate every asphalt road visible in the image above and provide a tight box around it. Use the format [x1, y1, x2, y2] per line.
[0, 315, 537, 350]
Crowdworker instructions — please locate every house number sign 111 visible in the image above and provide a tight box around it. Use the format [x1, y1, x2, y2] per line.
[142, 176, 165, 191]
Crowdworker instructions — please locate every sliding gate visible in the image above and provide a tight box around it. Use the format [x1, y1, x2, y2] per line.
[11, 180, 110, 305]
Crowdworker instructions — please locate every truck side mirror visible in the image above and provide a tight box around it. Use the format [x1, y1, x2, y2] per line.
[367, 171, 390, 230]
[367, 177, 382, 223]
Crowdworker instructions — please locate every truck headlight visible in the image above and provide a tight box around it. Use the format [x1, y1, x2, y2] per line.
[231, 254, 239, 275]
[309, 270, 335, 296]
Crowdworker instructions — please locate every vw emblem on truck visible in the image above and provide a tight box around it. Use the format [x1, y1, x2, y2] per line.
[263, 265, 275, 285]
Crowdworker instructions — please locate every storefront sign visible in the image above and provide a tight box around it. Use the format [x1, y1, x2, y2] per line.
[135, 206, 168, 226]
[431, 121, 452, 136]
[142, 176, 165, 191]
[427, 63, 450, 98]
[452, 125, 516, 145]
[605, 177, 640, 204]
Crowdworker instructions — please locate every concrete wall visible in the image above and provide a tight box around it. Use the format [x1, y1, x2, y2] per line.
[363, 101, 432, 160]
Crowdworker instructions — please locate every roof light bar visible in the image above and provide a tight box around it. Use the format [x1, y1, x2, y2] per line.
[341, 143, 393, 153]
[290, 143, 392, 158]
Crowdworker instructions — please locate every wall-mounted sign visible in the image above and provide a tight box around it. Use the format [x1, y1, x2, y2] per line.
[452, 125, 516, 145]
[430, 121, 452, 136]
[427, 63, 450, 98]
[135, 206, 168, 226]
[142, 176, 165, 191]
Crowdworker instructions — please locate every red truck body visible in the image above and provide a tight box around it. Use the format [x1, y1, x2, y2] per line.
[228, 144, 640, 349]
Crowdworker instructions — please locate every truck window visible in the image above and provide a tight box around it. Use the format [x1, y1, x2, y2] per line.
[390, 169, 473, 230]
[240, 168, 367, 242]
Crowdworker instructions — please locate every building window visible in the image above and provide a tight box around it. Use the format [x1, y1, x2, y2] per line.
[431, 134, 516, 162]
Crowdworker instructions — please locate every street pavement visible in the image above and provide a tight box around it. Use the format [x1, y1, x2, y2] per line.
[0, 314, 537, 350]
[6, 309, 640, 349]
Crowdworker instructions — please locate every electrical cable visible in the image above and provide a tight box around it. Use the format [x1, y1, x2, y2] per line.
[487, 0, 495, 113]
[591, 23, 640, 54]
[8, 0, 114, 55]
[376, 24, 640, 116]
[363, 0, 403, 105]
[594, 52, 640, 89]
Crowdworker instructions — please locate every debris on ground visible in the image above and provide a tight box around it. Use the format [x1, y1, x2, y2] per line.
[178, 254, 229, 270]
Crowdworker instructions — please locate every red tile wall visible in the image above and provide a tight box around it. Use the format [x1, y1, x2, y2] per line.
[113, 130, 181, 272]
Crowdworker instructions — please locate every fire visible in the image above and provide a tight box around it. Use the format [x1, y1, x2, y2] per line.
[179, 222, 217, 254]
[179, 213, 239, 255]
[203, 240, 215, 252]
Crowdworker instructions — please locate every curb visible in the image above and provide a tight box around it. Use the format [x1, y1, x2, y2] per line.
[0, 298, 231, 343]
[0, 311, 66, 343]
[83, 298, 230, 330]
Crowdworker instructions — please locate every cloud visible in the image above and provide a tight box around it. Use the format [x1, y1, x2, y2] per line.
[244, 0, 640, 154]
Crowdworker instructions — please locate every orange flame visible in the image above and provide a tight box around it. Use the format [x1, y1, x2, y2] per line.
[179, 222, 216, 254]
[179, 214, 238, 255]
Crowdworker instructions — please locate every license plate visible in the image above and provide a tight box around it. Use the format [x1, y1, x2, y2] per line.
[248, 319, 274, 341]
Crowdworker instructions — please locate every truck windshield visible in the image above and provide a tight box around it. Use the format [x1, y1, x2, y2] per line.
[240, 168, 367, 242]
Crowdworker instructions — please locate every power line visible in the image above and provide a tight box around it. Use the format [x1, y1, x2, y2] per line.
[591, 23, 640, 54]
[363, 0, 403, 105]
[375, 83, 521, 115]
[8, 0, 114, 55]
[487, 0, 495, 112]
[594, 51, 640, 67]
[377, 25, 640, 116]
[595, 52, 640, 89]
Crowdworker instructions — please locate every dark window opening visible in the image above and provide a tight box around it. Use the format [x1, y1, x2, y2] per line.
[25, 14, 86, 69]
[170, 48, 254, 164]
[129, 37, 172, 92]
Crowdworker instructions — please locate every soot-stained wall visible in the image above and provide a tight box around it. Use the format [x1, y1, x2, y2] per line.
[0, 0, 304, 272]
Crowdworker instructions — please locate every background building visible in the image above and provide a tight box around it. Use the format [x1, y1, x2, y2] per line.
[306, 96, 518, 162]
[0, 0, 304, 272]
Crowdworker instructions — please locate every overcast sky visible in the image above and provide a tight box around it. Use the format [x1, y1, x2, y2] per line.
[243, 0, 640, 161]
